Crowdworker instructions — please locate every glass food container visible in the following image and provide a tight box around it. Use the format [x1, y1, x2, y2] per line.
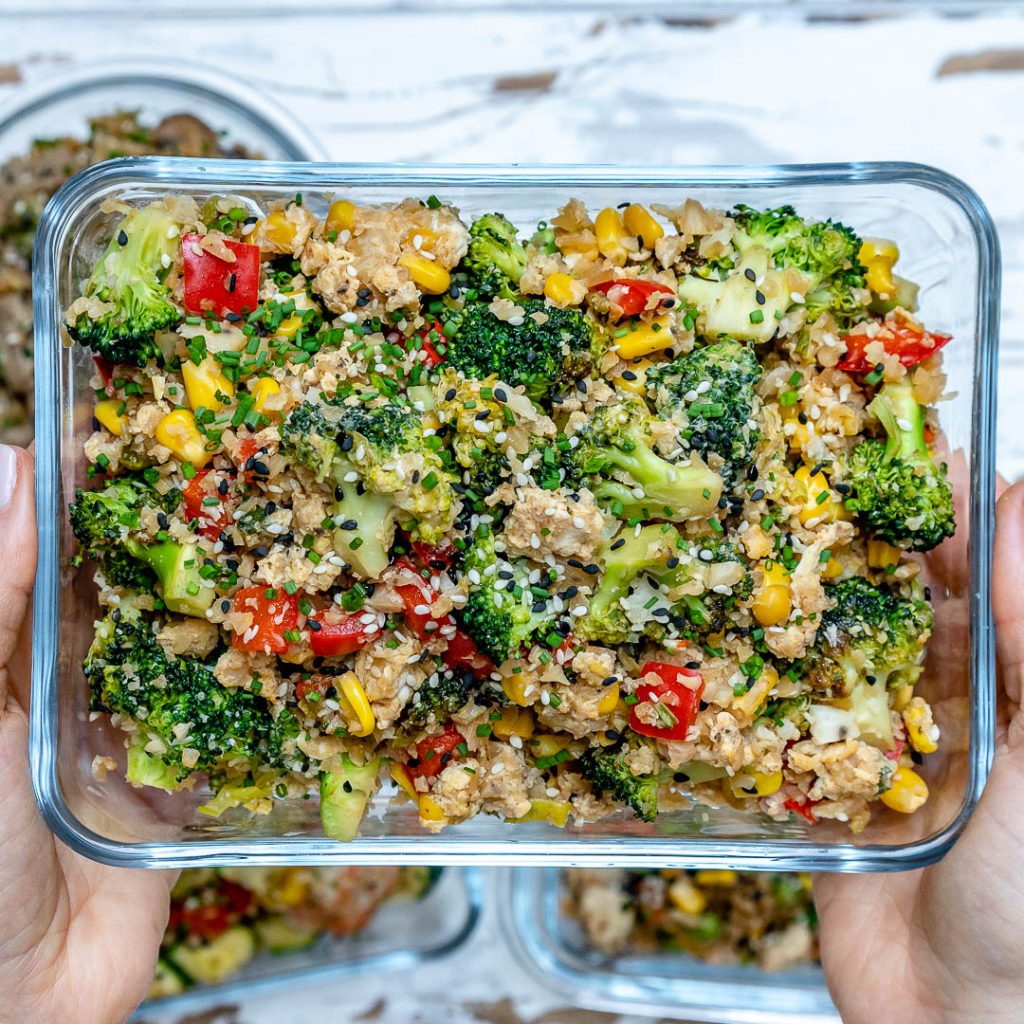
[503, 868, 839, 1024]
[31, 159, 998, 869]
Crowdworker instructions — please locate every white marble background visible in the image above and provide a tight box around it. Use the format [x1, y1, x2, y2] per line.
[3, 4, 1022, 1022]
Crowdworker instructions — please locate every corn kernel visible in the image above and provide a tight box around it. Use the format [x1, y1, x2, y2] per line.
[782, 405, 811, 453]
[263, 209, 298, 250]
[728, 768, 783, 798]
[893, 684, 915, 713]
[491, 706, 535, 740]
[390, 762, 419, 801]
[595, 207, 628, 266]
[794, 464, 848, 525]
[731, 667, 778, 720]
[502, 677, 534, 707]
[512, 799, 570, 827]
[752, 563, 791, 627]
[529, 734, 569, 759]
[695, 870, 738, 887]
[337, 671, 376, 737]
[881, 766, 929, 813]
[398, 253, 451, 294]
[182, 356, 234, 413]
[596, 683, 620, 716]
[250, 377, 281, 416]
[867, 539, 902, 569]
[903, 697, 939, 754]
[615, 315, 673, 360]
[623, 204, 664, 249]
[544, 272, 582, 307]
[860, 237, 899, 299]
[94, 399, 126, 437]
[418, 794, 446, 822]
[614, 357, 655, 395]
[155, 409, 211, 468]
[821, 551, 845, 579]
[668, 877, 707, 915]
[326, 199, 357, 236]
[274, 868, 309, 907]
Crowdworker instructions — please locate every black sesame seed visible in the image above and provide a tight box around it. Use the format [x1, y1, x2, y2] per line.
[924, 586, 932, 601]
[610, 538, 626, 550]
[744, 268, 756, 282]
[253, 545, 268, 558]
[582, 563, 600, 575]
[493, 388, 507, 403]
[666, 556, 679, 569]
[562, 585, 579, 599]
[342, 780, 353, 793]
[226, 311, 242, 323]
[444, 388, 457, 402]
[661, 297, 675, 308]
[217, 478, 229, 496]
[686, 661, 701, 670]
[746, 465, 759, 482]
[567, 558, 584, 569]
[755, 289, 765, 305]
[338, 519, 358, 531]
[532, 601, 547, 613]
[810, 462, 826, 477]
[411, 470, 420, 484]
[751, 488, 765, 501]
[221, 600, 231, 613]
[474, 409, 490, 421]
[621, 370, 638, 381]
[112, 608, 122, 622]
[265, 501, 277, 513]
[798, 412, 808, 425]
[835, 482, 851, 495]
[252, 461, 269, 476]
[227, 273, 237, 293]
[340, 433, 354, 452]
[576, 379, 588, 394]
[117, 229, 128, 247]
[308, 619, 322, 631]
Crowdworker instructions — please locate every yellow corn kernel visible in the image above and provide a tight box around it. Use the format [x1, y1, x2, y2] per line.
[867, 539, 902, 569]
[94, 399, 126, 437]
[728, 768, 783, 799]
[794, 464, 848, 525]
[731, 666, 779, 720]
[903, 698, 938, 754]
[820, 550, 845, 579]
[859, 237, 899, 298]
[893, 684, 915, 713]
[491, 706, 535, 740]
[614, 315, 673, 360]
[596, 683, 620, 716]
[418, 794, 446, 822]
[398, 253, 451, 294]
[529, 734, 569, 759]
[752, 563, 791, 628]
[781, 405, 811, 453]
[390, 762, 419, 802]
[668, 877, 707, 915]
[502, 676, 534, 707]
[880, 766, 929, 813]
[695, 870, 738, 887]
[623, 204, 664, 249]
[544, 272, 581, 307]
[274, 313, 305, 340]
[512, 799, 571, 827]
[274, 868, 309, 907]
[614, 357, 655, 395]
[337, 672, 376, 738]
[250, 377, 281, 415]
[181, 356, 234, 413]
[155, 409, 211, 468]
[326, 199, 357, 236]
[404, 226, 439, 251]
[594, 207, 628, 266]
[263, 209, 298, 250]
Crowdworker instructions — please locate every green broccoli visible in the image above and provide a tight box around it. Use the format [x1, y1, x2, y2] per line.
[645, 338, 762, 488]
[578, 744, 660, 822]
[85, 608, 298, 785]
[668, 538, 753, 642]
[404, 670, 474, 726]
[807, 575, 933, 746]
[69, 478, 214, 616]
[562, 397, 722, 522]
[459, 528, 553, 663]
[68, 204, 180, 366]
[845, 380, 955, 551]
[446, 300, 597, 403]
[462, 213, 528, 299]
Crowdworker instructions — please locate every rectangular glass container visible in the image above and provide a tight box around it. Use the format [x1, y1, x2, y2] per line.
[503, 868, 838, 1023]
[31, 159, 998, 869]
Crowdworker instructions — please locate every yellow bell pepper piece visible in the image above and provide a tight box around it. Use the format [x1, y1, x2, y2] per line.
[250, 377, 281, 415]
[529, 734, 569, 759]
[903, 698, 939, 754]
[731, 666, 778, 720]
[794, 464, 848, 525]
[182, 356, 234, 413]
[155, 409, 211, 468]
[511, 799, 571, 827]
[594, 207, 628, 266]
[491, 706, 535, 740]
[398, 253, 450, 294]
[728, 768, 783, 799]
[502, 676, 534, 707]
[418, 794, 447, 822]
[668, 877, 707, 915]
[695, 870, 738, 886]
[390, 762, 419, 801]
[623, 204, 664, 249]
[94, 399, 126, 437]
[614, 315, 673, 360]
[867, 539, 902, 569]
[752, 563, 791, 627]
[326, 199, 356, 237]
[263, 209, 298, 250]
[596, 683, 620, 716]
[859, 237, 899, 299]
[274, 868, 309, 907]
[337, 671, 376, 738]
[881, 766, 929, 813]
[543, 272, 582, 307]
[614, 357, 655, 395]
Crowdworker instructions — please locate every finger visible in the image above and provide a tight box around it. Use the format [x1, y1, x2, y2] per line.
[0, 444, 36, 713]
[994, 480, 1024, 713]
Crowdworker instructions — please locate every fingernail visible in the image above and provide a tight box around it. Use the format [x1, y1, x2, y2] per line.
[0, 445, 16, 511]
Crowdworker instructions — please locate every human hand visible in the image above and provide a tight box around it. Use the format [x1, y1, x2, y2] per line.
[0, 445, 176, 1024]
[814, 480, 1024, 1024]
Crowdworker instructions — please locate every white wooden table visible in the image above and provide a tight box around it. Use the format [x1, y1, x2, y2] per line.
[3, 5, 1022, 1022]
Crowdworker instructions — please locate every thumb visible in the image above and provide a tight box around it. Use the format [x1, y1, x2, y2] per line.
[994, 480, 1024, 719]
[0, 444, 36, 713]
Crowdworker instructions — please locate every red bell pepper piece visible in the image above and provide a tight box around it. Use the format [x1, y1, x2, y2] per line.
[629, 662, 704, 741]
[182, 467, 233, 541]
[837, 324, 951, 374]
[442, 628, 495, 678]
[218, 879, 256, 918]
[180, 903, 232, 941]
[308, 609, 373, 657]
[182, 234, 261, 318]
[590, 278, 675, 317]
[407, 725, 465, 780]
[783, 796, 818, 824]
[92, 355, 116, 394]
[231, 585, 300, 655]
[295, 674, 332, 703]
[411, 540, 455, 570]
[411, 320, 446, 367]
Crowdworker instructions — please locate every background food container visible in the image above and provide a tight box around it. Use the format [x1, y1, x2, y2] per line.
[32, 159, 998, 870]
[503, 868, 839, 1023]
[134, 867, 483, 1019]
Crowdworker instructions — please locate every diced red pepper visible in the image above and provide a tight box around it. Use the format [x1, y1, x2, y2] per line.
[628, 662, 704, 742]
[783, 796, 818, 824]
[218, 879, 256, 918]
[590, 278, 675, 318]
[308, 609, 373, 657]
[390, 560, 443, 639]
[442, 628, 495, 678]
[182, 467, 233, 541]
[295, 674, 333, 703]
[411, 540, 455, 570]
[885, 738, 906, 762]
[182, 234, 261, 318]
[231, 585, 300, 655]
[233, 437, 271, 484]
[837, 324, 951, 375]
[407, 725, 465, 780]
[92, 355, 116, 394]
[413, 320, 446, 367]
[180, 903, 232, 941]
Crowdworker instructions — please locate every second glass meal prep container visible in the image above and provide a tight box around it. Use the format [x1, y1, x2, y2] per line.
[31, 159, 999, 870]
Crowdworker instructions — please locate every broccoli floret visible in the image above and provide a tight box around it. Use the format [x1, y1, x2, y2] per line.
[562, 398, 722, 522]
[669, 538, 753, 642]
[446, 300, 596, 403]
[404, 670, 474, 726]
[85, 608, 297, 784]
[69, 478, 214, 616]
[281, 400, 458, 579]
[645, 338, 762, 488]
[462, 213, 528, 300]
[459, 529, 552, 662]
[807, 576, 933, 746]
[579, 744, 660, 822]
[68, 204, 180, 366]
[434, 369, 510, 469]
[845, 380, 955, 551]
